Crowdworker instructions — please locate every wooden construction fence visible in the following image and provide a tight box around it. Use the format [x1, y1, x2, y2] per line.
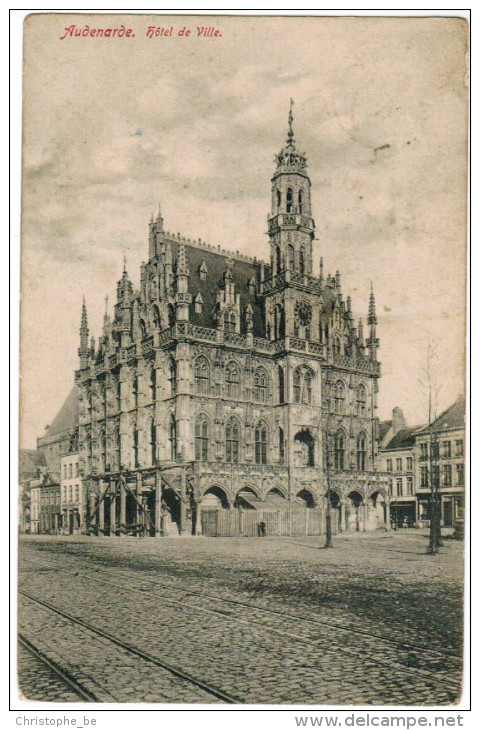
[200, 507, 338, 537]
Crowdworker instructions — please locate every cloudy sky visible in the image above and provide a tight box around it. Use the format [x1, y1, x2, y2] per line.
[20, 14, 468, 447]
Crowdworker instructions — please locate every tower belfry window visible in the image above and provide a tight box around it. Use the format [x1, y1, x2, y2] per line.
[288, 245, 295, 271]
[286, 187, 293, 213]
[298, 189, 304, 213]
[299, 248, 305, 275]
[276, 190, 281, 209]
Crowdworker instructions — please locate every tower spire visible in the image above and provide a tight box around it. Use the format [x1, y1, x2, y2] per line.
[366, 282, 379, 362]
[287, 97, 295, 147]
[367, 281, 377, 325]
[78, 297, 89, 368]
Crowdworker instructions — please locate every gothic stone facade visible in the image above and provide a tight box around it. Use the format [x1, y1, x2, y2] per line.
[75, 108, 390, 536]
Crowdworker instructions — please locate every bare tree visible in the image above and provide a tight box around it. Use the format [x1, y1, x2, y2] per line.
[418, 340, 443, 554]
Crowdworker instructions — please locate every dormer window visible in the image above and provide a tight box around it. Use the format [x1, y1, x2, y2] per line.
[199, 260, 208, 281]
[194, 292, 203, 314]
[247, 277, 256, 295]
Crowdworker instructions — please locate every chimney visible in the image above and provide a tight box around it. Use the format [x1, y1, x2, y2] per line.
[392, 407, 406, 434]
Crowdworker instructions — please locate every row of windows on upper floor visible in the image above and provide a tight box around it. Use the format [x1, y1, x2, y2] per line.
[386, 457, 414, 473]
[85, 418, 370, 473]
[61, 484, 81, 504]
[391, 476, 414, 497]
[62, 462, 79, 479]
[419, 464, 464, 488]
[84, 361, 370, 413]
[418, 440, 464, 460]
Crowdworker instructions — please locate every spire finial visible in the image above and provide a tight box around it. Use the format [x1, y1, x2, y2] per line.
[287, 98, 294, 146]
[368, 281, 377, 325]
[80, 296, 88, 330]
[123, 255, 127, 273]
[104, 294, 109, 315]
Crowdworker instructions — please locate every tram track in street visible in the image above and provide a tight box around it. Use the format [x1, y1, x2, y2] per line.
[18, 634, 98, 702]
[19, 590, 241, 704]
[19, 552, 462, 696]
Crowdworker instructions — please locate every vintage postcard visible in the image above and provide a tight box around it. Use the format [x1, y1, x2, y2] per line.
[16, 12, 468, 711]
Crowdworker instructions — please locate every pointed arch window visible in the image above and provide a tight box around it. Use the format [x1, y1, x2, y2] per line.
[99, 427, 106, 471]
[194, 356, 210, 395]
[286, 187, 293, 213]
[357, 433, 367, 471]
[169, 358, 177, 396]
[299, 247, 305, 275]
[357, 384, 367, 416]
[150, 368, 156, 403]
[293, 368, 301, 403]
[278, 365, 285, 404]
[133, 429, 140, 468]
[276, 190, 281, 209]
[276, 245, 282, 273]
[255, 422, 268, 465]
[195, 414, 209, 462]
[152, 305, 161, 330]
[139, 319, 147, 340]
[168, 304, 175, 327]
[298, 189, 305, 213]
[226, 417, 240, 464]
[334, 381, 345, 414]
[132, 376, 139, 408]
[225, 361, 240, 398]
[113, 427, 121, 471]
[303, 370, 313, 404]
[279, 427, 285, 464]
[169, 415, 177, 461]
[293, 367, 313, 405]
[288, 244, 295, 271]
[253, 367, 268, 403]
[334, 431, 345, 470]
[224, 310, 236, 334]
[115, 379, 121, 411]
[150, 423, 157, 465]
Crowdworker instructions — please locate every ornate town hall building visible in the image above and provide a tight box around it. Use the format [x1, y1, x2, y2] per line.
[76, 106, 390, 537]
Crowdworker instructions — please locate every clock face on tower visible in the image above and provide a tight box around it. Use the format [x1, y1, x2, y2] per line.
[294, 300, 312, 327]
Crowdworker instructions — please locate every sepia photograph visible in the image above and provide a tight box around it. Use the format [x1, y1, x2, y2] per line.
[16, 12, 468, 710]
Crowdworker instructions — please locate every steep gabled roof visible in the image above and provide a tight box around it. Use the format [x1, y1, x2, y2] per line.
[378, 420, 392, 442]
[383, 426, 422, 451]
[19, 449, 46, 478]
[44, 386, 80, 437]
[417, 395, 465, 435]
[170, 240, 268, 337]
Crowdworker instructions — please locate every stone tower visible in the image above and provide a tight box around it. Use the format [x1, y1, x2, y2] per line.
[268, 99, 315, 277]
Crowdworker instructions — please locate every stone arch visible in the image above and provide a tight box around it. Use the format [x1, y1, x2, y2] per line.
[234, 485, 259, 509]
[266, 486, 287, 500]
[367, 489, 388, 529]
[294, 428, 315, 467]
[346, 489, 364, 532]
[296, 489, 316, 508]
[202, 485, 229, 510]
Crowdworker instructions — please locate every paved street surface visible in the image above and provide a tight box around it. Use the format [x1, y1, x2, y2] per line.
[17, 530, 464, 706]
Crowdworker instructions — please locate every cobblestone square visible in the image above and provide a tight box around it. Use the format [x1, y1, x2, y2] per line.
[18, 529, 464, 706]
